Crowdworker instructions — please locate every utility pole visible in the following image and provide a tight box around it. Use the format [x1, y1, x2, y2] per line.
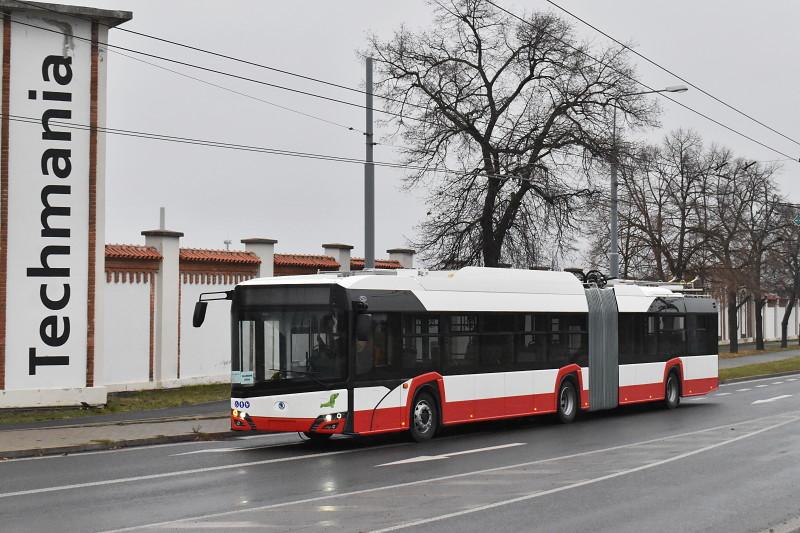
[364, 56, 375, 269]
[609, 106, 619, 279]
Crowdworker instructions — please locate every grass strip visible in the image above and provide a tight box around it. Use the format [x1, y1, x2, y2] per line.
[720, 356, 800, 381]
[0, 383, 230, 426]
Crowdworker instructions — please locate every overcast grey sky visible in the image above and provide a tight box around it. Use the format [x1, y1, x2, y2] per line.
[56, 1, 800, 259]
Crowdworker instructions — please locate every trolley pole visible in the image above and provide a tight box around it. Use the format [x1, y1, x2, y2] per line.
[364, 57, 375, 269]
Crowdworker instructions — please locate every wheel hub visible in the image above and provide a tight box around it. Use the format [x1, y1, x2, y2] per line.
[414, 401, 433, 433]
[560, 386, 574, 416]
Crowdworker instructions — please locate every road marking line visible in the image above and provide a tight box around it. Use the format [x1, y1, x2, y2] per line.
[752, 395, 793, 405]
[736, 388, 752, 392]
[772, 382, 785, 385]
[0, 444, 408, 499]
[376, 443, 525, 467]
[370, 415, 800, 532]
[714, 392, 732, 397]
[170, 448, 239, 456]
[97, 412, 800, 533]
[788, 378, 797, 382]
[756, 384, 769, 388]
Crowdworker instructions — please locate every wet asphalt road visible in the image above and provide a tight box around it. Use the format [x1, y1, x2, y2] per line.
[1, 374, 800, 533]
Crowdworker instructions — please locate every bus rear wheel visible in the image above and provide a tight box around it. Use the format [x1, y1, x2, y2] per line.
[665, 372, 681, 409]
[557, 379, 578, 424]
[410, 391, 438, 442]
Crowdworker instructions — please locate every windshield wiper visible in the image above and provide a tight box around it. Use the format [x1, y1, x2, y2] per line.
[265, 368, 331, 389]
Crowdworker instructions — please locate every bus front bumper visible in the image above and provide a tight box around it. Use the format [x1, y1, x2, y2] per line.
[230, 410, 347, 434]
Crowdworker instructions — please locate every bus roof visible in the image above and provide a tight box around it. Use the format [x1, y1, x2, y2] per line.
[236, 267, 713, 314]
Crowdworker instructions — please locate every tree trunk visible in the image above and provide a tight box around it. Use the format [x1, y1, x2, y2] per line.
[754, 297, 766, 351]
[780, 296, 795, 348]
[727, 288, 739, 353]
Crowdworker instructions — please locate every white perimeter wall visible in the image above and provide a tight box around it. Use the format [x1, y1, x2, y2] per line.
[719, 296, 800, 344]
[180, 281, 232, 382]
[103, 278, 151, 386]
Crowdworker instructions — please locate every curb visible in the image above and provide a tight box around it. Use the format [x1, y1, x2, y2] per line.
[721, 370, 800, 384]
[0, 414, 228, 433]
[0, 430, 236, 460]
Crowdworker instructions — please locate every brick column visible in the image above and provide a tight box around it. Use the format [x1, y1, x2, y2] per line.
[387, 248, 415, 268]
[323, 243, 353, 272]
[142, 229, 183, 385]
[241, 238, 277, 278]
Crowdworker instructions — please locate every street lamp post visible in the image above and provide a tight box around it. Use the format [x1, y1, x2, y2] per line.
[608, 85, 688, 280]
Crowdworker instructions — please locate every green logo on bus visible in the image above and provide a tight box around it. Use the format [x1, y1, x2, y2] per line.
[320, 393, 339, 408]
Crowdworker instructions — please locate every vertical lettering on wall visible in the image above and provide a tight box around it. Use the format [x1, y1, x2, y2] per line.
[26, 51, 74, 376]
[86, 21, 98, 387]
[0, 13, 11, 389]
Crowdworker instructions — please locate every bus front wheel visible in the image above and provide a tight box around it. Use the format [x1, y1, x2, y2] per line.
[557, 379, 578, 424]
[410, 391, 438, 442]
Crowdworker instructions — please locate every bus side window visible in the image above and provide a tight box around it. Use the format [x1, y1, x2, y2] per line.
[355, 313, 400, 379]
[515, 314, 547, 370]
[401, 315, 439, 373]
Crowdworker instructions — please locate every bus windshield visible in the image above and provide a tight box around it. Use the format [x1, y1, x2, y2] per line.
[234, 310, 346, 386]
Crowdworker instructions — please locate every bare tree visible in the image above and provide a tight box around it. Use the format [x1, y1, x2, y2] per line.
[740, 166, 784, 350]
[611, 130, 720, 281]
[703, 156, 768, 353]
[762, 206, 800, 347]
[368, 0, 656, 267]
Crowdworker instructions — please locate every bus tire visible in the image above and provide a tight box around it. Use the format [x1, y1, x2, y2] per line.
[665, 371, 681, 409]
[410, 391, 438, 442]
[557, 378, 578, 424]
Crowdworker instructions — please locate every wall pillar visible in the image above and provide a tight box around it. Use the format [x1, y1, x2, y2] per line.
[241, 238, 277, 278]
[322, 243, 353, 272]
[387, 248, 416, 268]
[142, 229, 183, 385]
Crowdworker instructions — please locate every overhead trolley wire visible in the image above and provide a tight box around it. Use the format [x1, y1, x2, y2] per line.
[482, 0, 799, 163]
[107, 48, 365, 134]
[9, 111, 799, 211]
[9, 5, 793, 183]
[13, 0, 800, 164]
[544, 0, 800, 149]
[11, 0, 430, 114]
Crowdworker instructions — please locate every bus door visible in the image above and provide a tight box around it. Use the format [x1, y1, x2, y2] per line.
[585, 288, 619, 410]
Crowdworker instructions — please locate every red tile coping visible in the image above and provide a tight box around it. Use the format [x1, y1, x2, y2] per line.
[351, 258, 402, 270]
[180, 248, 260, 264]
[275, 253, 339, 269]
[105, 246, 402, 272]
[105, 244, 161, 261]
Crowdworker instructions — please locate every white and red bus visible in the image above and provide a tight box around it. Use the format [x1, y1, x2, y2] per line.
[193, 267, 718, 441]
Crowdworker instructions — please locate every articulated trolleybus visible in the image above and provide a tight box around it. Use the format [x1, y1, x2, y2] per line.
[193, 267, 718, 442]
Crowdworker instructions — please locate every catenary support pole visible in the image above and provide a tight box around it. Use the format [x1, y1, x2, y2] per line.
[365, 57, 375, 269]
[609, 105, 619, 279]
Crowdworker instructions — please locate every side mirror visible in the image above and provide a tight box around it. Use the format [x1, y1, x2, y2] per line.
[355, 314, 372, 342]
[193, 301, 208, 328]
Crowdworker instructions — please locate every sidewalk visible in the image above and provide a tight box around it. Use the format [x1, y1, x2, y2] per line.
[0, 410, 231, 459]
[719, 349, 800, 369]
